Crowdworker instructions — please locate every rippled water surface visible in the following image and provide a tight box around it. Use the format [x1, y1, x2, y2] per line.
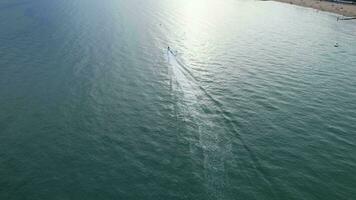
[1, 0, 356, 199]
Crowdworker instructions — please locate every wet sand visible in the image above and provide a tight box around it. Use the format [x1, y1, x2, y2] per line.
[273, 0, 356, 17]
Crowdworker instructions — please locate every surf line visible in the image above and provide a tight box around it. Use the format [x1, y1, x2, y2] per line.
[166, 47, 278, 198]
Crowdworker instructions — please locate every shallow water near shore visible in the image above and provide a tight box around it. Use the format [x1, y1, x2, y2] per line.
[1, 0, 356, 199]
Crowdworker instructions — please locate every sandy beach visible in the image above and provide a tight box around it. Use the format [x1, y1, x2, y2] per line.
[273, 0, 356, 17]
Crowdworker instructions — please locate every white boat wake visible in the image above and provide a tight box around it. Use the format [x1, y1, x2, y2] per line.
[167, 48, 229, 199]
[166, 48, 277, 199]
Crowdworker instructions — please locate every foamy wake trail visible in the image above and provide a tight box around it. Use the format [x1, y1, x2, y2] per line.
[167, 50, 277, 199]
[167, 50, 230, 199]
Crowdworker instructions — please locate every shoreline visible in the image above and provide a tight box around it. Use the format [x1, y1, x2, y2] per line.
[272, 0, 356, 17]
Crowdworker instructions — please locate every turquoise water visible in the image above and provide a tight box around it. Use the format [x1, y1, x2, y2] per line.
[1, 0, 356, 199]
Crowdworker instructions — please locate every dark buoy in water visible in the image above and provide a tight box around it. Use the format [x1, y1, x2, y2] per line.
[334, 43, 339, 47]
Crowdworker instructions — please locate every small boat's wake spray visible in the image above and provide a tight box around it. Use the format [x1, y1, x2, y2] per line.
[166, 48, 277, 199]
[167, 48, 230, 199]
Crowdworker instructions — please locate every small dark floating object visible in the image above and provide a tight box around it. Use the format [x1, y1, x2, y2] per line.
[334, 43, 339, 47]
[337, 17, 356, 21]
